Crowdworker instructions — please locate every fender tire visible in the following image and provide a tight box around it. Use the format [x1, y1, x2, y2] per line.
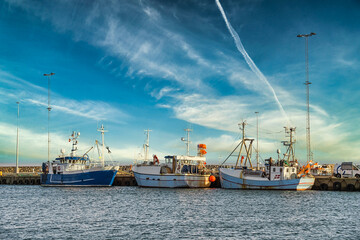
[320, 183, 328, 191]
[333, 182, 342, 191]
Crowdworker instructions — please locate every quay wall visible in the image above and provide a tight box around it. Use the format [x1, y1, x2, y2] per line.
[0, 166, 41, 174]
[1, 165, 360, 191]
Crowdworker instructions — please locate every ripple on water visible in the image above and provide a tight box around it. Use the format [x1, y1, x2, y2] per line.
[1, 186, 360, 239]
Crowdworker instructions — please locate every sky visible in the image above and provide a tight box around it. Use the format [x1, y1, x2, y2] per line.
[1, 0, 360, 166]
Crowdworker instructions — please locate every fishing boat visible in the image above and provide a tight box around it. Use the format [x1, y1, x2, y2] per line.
[41, 125, 119, 187]
[219, 122, 315, 190]
[132, 129, 215, 188]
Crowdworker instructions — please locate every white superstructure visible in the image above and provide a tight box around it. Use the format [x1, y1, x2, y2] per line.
[132, 129, 214, 188]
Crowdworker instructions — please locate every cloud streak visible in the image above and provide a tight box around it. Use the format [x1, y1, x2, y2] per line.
[215, 0, 289, 124]
[0, 69, 129, 123]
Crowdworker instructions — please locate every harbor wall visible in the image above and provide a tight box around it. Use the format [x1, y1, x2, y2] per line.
[1, 166, 360, 191]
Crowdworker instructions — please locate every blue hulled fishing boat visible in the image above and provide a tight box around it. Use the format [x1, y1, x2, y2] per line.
[41, 125, 119, 187]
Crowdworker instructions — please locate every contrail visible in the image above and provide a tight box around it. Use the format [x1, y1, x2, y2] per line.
[215, 0, 289, 124]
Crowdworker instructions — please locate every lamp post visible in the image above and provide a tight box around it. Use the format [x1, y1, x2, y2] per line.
[43, 73, 55, 163]
[15, 101, 20, 174]
[255, 111, 259, 170]
[297, 32, 316, 163]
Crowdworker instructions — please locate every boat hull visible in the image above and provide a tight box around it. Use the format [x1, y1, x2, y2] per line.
[133, 172, 211, 188]
[41, 169, 118, 187]
[219, 168, 314, 191]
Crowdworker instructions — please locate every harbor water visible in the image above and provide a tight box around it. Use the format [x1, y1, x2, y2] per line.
[1, 186, 359, 239]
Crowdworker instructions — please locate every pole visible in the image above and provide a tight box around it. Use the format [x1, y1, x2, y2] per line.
[15, 102, 20, 173]
[305, 36, 311, 163]
[101, 125, 105, 167]
[44, 73, 55, 164]
[297, 33, 315, 163]
[255, 112, 259, 170]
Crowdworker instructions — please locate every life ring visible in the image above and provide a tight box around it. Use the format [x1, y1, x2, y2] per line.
[153, 155, 159, 165]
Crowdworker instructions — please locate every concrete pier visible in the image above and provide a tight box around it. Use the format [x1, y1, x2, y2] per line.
[0, 174, 41, 185]
[312, 176, 360, 191]
[1, 166, 360, 190]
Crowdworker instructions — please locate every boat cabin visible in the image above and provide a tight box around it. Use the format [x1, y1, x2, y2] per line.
[163, 155, 206, 174]
[45, 156, 90, 174]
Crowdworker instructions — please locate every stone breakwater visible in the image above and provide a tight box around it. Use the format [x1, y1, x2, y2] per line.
[0, 166, 41, 174]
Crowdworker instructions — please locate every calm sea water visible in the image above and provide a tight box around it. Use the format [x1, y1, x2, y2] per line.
[0, 186, 359, 239]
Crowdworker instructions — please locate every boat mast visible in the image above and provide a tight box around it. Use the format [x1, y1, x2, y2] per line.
[182, 128, 192, 156]
[235, 122, 254, 168]
[144, 129, 152, 162]
[281, 127, 296, 164]
[70, 131, 80, 157]
[97, 124, 107, 167]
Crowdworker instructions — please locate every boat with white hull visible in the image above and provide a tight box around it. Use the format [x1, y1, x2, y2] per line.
[41, 125, 119, 187]
[132, 129, 214, 188]
[220, 167, 314, 190]
[220, 123, 315, 191]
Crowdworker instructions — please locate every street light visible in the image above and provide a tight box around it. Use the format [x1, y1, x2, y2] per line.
[43, 72, 55, 163]
[255, 112, 259, 170]
[297, 33, 316, 163]
[15, 102, 20, 174]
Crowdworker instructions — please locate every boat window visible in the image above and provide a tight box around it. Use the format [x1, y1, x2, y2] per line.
[286, 168, 289, 173]
[273, 168, 276, 172]
[280, 168, 282, 173]
[292, 168, 295, 172]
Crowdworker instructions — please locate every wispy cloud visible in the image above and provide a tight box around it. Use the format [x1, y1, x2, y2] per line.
[4, 0, 360, 164]
[0, 69, 129, 123]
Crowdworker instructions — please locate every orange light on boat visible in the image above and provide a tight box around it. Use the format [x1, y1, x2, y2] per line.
[209, 175, 216, 182]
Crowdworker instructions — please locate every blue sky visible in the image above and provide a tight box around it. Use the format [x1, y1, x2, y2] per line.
[1, 0, 360, 165]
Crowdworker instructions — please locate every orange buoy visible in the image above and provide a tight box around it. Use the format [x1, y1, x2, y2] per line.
[200, 149, 207, 155]
[209, 175, 216, 182]
[198, 144, 207, 149]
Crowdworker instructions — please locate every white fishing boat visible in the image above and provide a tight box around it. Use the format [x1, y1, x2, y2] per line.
[132, 129, 215, 188]
[219, 122, 315, 190]
[41, 125, 119, 187]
